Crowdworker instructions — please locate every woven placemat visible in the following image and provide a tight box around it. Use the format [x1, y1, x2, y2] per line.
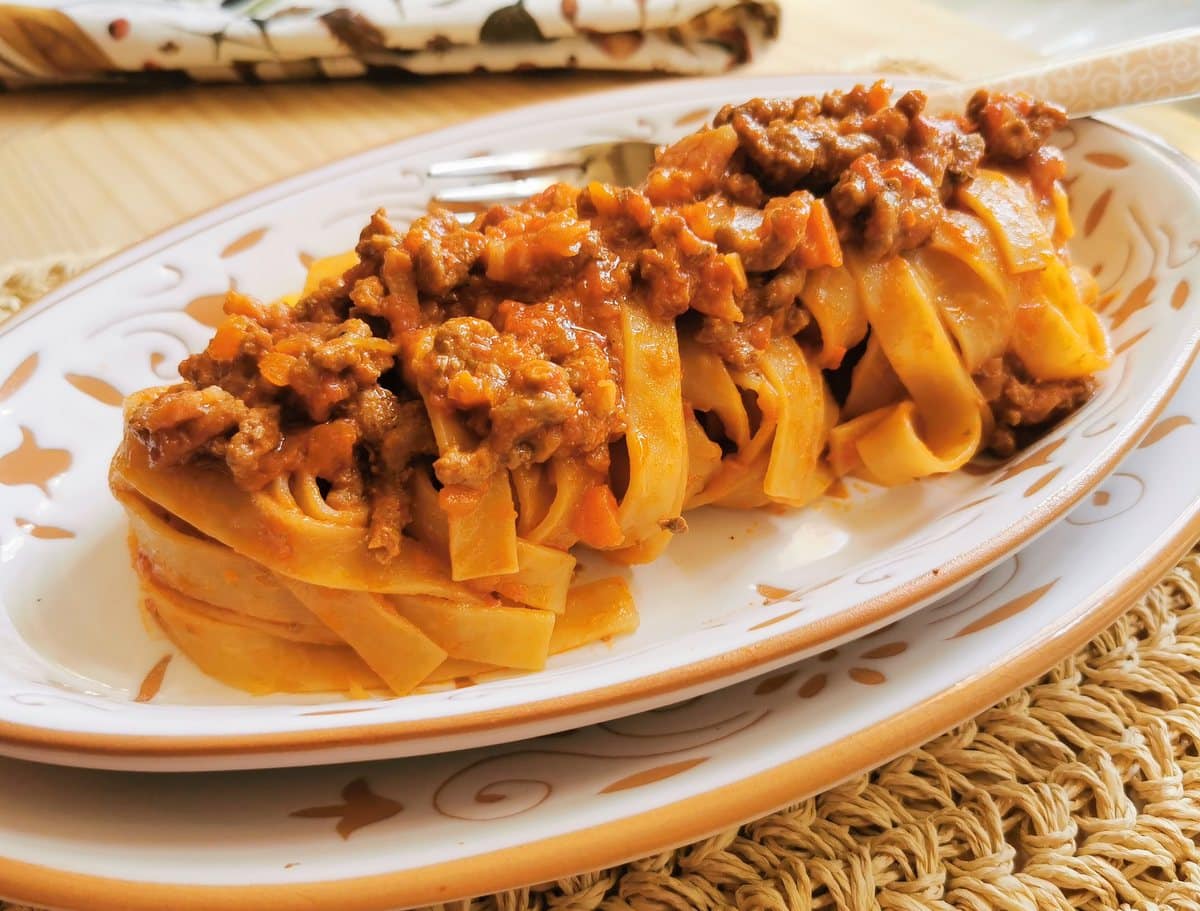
[2, 258, 1199, 911]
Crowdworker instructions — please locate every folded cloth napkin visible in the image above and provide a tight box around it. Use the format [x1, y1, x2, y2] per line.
[0, 0, 779, 86]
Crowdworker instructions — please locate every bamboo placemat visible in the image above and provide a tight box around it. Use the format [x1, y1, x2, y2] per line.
[2, 255, 1199, 911]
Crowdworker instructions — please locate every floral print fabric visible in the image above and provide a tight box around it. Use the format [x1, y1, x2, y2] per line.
[0, 0, 780, 87]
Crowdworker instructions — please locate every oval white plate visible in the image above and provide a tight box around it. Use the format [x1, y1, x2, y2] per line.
[1, 353, 1198, 911]
[1, 75, 1199, 770]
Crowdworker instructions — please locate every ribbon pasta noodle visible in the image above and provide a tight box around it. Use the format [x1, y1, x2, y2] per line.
[111, 84, 1108, 696]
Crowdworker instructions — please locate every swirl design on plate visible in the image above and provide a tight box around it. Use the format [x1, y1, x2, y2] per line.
[1065, 472, 1145, 526]
[598, 711, 762, 740]
[930, 555, 1020, 625]
[434, 710, 767, 819]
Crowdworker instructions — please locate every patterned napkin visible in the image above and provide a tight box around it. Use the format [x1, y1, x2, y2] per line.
[0, 0, 779, 87]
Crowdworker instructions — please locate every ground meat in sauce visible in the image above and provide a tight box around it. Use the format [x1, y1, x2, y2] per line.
[125, 81, 1087, 560]
[975, 356, 1096, 457]
[828, 154, 943, 258]
[404, 210, 485, 297]
[712, 83, 1065, 257]
[345, 388, 436, 559]
[967, 90, 1068, 162]
[408, 313, 620, 488]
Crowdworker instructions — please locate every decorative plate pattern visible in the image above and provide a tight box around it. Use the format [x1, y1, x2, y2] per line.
[1, 74, 1199, 770]
[1, 344, 1199, 911]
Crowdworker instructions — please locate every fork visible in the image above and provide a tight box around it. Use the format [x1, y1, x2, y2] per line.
[428, 27, 1199, 209]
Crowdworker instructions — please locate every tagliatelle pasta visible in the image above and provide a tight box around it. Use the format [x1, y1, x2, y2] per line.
[110, 82, 1109, 697]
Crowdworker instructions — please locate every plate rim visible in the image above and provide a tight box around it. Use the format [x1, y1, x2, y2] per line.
[1, 416, 1197, 911]
[2, 73, 1199, 764]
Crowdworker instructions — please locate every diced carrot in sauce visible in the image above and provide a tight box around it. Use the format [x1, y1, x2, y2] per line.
[258, 352, 295, 386]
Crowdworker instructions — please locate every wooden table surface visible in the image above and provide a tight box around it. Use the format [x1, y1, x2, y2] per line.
[1, 0, 1197, 269]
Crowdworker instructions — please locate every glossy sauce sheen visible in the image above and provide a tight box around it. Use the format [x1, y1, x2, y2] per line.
[124, 82, 1092, 562]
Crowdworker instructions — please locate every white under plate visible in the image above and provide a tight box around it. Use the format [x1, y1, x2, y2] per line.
[1, 75, 1199, 770]
[1, 326, 1198, 911]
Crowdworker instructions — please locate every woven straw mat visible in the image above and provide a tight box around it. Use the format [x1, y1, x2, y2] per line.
[2, 257, 1200, 911]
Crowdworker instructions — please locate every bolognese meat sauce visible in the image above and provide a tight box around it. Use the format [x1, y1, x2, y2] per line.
[127, 81, 1086, 558]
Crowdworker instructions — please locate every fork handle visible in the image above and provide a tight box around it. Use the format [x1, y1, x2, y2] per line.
[929, 27, 1200, 118]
